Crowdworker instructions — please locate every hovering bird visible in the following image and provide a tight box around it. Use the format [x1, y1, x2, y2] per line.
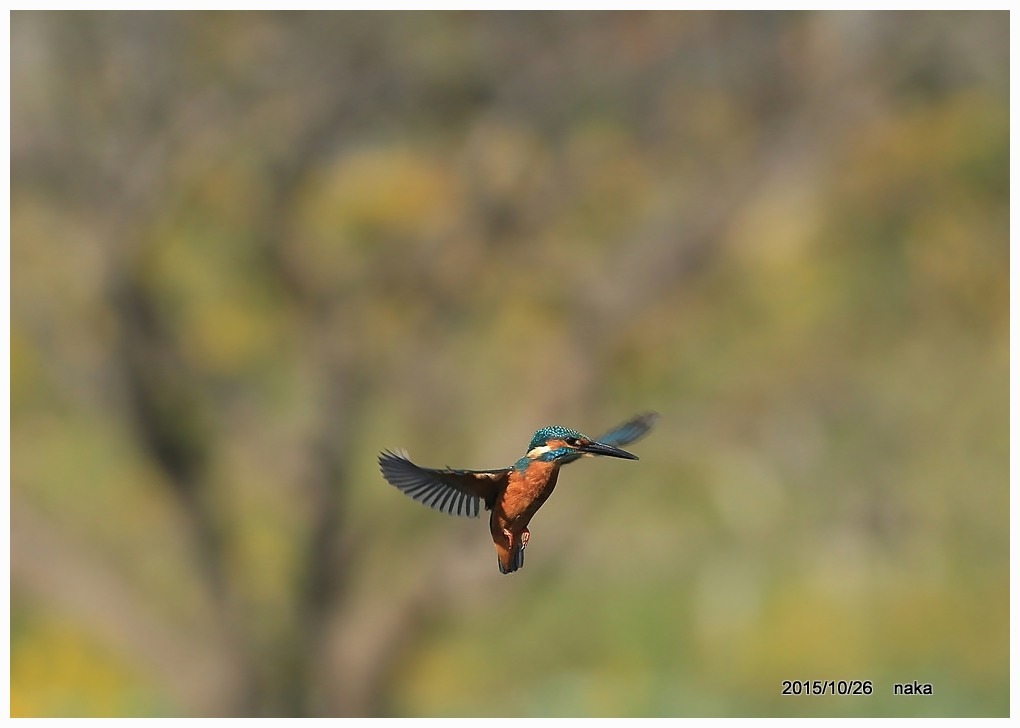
[379, 412, 657, 574]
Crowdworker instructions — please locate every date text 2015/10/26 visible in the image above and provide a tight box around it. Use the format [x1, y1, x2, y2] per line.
[781, 680, 872, 696]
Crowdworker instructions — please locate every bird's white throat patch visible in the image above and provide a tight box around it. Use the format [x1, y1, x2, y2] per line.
[526, 445, 552, 459]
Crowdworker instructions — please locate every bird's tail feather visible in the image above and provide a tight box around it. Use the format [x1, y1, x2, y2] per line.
[497, 541, 525, 574]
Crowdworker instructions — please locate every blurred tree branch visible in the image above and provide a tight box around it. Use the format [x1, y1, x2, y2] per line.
[108, 259, 262, 714]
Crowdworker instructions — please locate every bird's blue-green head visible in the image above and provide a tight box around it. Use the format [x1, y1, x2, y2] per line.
[524, 424, 639, 464]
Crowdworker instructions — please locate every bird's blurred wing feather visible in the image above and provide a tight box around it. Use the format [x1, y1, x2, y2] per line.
[596, 412, 659, 448]
[379, 450, 508, 518]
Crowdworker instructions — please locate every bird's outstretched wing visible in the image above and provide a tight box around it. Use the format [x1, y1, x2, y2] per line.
[596, 412, 659, 448]
[378, 450, 509, 518]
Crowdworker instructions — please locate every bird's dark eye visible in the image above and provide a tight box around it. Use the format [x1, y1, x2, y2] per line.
[565, 437, 579, 446]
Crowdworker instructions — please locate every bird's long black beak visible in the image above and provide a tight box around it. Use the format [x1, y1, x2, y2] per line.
[580, 439, 639, 460]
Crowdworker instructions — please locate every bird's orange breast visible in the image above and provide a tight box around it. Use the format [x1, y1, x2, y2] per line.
[497, 460, 560, 526]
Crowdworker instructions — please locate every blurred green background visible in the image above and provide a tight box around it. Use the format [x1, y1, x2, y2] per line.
[10, 10, 1008, 718]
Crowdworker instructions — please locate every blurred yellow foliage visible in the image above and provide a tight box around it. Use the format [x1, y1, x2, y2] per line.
[12, 614, 164, 717]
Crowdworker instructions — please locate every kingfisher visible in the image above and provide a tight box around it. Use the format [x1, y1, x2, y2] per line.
[379, 412, 657, 574]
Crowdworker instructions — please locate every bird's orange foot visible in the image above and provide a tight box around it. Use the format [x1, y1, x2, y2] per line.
[521, 529, 530, 550]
